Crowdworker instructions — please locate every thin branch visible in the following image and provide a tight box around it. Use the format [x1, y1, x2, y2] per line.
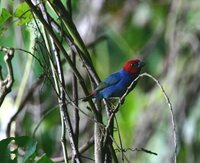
[0, 47, 14, 106]
[25, 0, 98, 118]
[72, 51, 80, 148]
[112, 135, 157, 161]
[105, 72, 177, 162]
[103, 104, 114, 162]
[108, 143, 119, 163]
[36, 136, 94, 162]
[6, 75, 44, 136]
[47, 2, 105, 163]
[36, 1, 70, 162]
[114, 115, 124, 161]
[48, 12, 100, 88]
[49, 0, 101, 85]
[51, 24, 82, 163]
[140, 73, 177, 162]
[54, 137, 94, 162]
[32, 105, 57, 137]
[115, 147, 158, 156]
[127, 148, 158, 156]
[15, 48, 43, 68]
[66, 102, 99, 125]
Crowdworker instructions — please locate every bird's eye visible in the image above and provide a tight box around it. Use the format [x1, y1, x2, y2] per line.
[131, 63, 138, 67]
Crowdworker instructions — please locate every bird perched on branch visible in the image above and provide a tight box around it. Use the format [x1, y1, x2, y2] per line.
[83, 59, 144, 101]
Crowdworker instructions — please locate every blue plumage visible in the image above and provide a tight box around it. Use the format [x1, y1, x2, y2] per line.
[94, 69, 138, 99]
[83, 59, 144, 101]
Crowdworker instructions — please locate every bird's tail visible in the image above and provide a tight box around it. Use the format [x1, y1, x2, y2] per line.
[82, 92, 94, 101]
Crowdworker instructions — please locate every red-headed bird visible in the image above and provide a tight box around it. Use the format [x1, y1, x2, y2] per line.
[83, 59, 144, 101]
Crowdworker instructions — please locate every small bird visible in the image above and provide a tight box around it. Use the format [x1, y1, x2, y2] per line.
[83, 59, 144, 101]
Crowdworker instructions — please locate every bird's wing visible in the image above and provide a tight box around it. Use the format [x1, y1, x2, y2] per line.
[96, 72, 121, 91]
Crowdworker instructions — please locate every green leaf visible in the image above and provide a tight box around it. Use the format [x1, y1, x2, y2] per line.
[36, 154, 54, 163]
[0, 137, 15, 163]
[0, 136, 37, 163]
[15, 136, 37, 163]
[0, 8, 12, 26]
[14, 2, 33, 25]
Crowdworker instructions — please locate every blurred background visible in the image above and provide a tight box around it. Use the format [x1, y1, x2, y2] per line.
[1, 0, 200, 162]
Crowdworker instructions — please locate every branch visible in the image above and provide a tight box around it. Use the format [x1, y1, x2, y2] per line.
[128, 148, 158, 156]
[48, 19, 82, 163]
[72, 51, 80, 148]
[50, 0, 101, 85]
[6, 75, 44, 137]
[0, 47, 14, 106]
[35, 3, 72, 163]
[25, 0, 98, 118]
[140, 73, 177, 162]
[115, 147, 158, 156]
[105, 72, 177, 162]
[51, 137, 94, 162]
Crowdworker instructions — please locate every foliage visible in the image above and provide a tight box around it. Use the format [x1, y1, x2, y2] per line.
[0, 136, 37, 163]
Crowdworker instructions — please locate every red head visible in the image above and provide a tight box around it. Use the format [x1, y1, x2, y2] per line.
[122, 59, 145, 74]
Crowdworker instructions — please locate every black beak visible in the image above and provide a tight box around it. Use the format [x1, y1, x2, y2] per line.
[138, 61, 145, 68]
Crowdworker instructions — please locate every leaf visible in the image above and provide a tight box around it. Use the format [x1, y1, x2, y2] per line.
[0, 8, 12, 26]
[14, 2, 33, 25]
[0, 136, 38, 163]
[36, 154, 54, 163]
[0, 137, 15, 163]
[15, 136, 37, 163]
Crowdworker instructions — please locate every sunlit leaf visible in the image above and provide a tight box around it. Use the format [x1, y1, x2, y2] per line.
[0, 8, 12, 26]
[0, 8, 12, 36]
[14, 2, 33, 25]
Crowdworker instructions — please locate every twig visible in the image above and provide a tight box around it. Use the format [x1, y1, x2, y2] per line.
[49, 0, 101, 85]
[72, 50, 80, 148]
[6, 75, 44, 137]
[51, 24, 82, 163]
[140, 73, 177, 162]
[105, 72, 177, 162]
[15, 48, 43, 67]
[115, 147, 158, 156]
[25, 0, 98, 118]
[32, 105, 57, 137]
[114, 115, 124, 161]
[48, 12, 101, 88]
[112, 135, 157, 161]
[37, 136, 94, 162]
[108, 143, 119, 163]
[0, 46, 14, 106]
[52, 137, 94, 162]
[49, 2, 104, 162]
[35, 1, 70, 162]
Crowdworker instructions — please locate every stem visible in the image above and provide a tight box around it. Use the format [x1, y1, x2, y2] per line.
[25, 0, 98, 118]
[36, 1, 70, 162]
[50, 0, 100, 85]
[94, 123, 103, 163]
[0, 47, 14, 106]
[105, 72, 177, 163]
[72, 51, 80, 157]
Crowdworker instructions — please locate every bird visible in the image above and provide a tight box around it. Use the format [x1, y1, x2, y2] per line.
[83, 59, 144, 101]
